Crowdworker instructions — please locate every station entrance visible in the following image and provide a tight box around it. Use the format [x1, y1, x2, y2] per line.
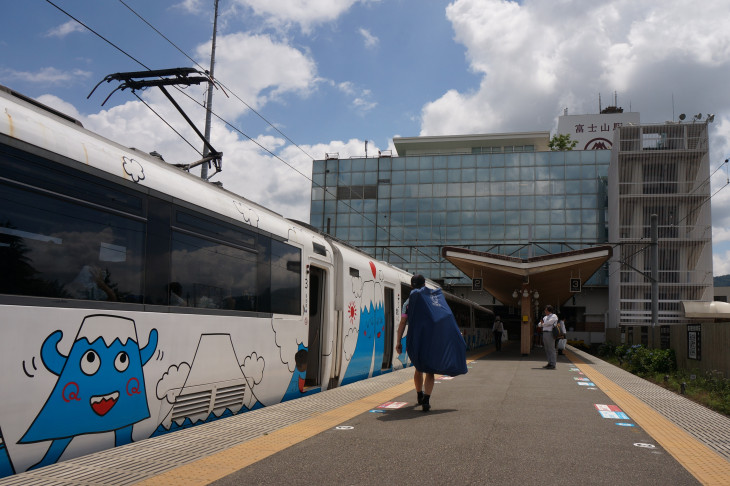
[442, 245, 613, 355]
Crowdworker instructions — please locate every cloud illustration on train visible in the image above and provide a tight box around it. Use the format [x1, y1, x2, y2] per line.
[233, 200, 260, 227]
[240, 352, 265, 410]
[343, 327, 358, 361]
[156, 363, 191, 404]
[352, 276, 363, 298]
[122, 156, 145, 182]
[272, 319, 308, 373]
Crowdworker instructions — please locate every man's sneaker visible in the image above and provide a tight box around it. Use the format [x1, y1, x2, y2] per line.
[422, 402, 431, 412]
[417, 391, 424, 405]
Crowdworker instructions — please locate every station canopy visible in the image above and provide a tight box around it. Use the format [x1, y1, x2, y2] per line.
[442, 245, 613, 307]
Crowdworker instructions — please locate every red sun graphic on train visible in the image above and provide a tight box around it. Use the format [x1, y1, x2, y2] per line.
[347, 302, 357, 324]
[369, 261, 376, 278]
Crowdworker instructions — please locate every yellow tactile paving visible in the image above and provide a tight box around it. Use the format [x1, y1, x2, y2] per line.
[566, 349, 730, 486]
[137, 349, 493, 485]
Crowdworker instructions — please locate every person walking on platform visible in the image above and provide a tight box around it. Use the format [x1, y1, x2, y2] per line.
[492, 316, 504, 351]
[538, 305, 558, 369]
[396, 274, 434, 412]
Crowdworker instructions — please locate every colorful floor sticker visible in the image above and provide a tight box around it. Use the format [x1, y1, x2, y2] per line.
[574, 377, 591, 381]
[377, 401, 408, 409]
[439, 376, 454, 380]
[595, 404, 630, 420]
[577, 382, 596, 386]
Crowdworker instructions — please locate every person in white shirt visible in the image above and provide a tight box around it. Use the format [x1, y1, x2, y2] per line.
[538, 305, 558, 369]
[492, 316, 504, 351]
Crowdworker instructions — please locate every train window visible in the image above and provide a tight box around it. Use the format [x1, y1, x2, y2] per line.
[170, 231, 258, 311]
[175, 210, 255, 248]
[0, 146, 144, 216]
[0, 183, 144, 302]
[270, 239, 301, 315]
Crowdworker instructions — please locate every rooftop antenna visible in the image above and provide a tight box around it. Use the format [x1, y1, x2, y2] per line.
[201, 0, 220, 180]
[598, 93, 602, 113]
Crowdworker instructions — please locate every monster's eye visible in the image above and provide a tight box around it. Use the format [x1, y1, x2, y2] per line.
[80, 350, 101, 375]
[114, 351, 129, 372]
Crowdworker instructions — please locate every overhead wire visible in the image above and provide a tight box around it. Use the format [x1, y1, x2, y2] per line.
[45, 0, 443, 266]
[44, 0, 204, 157]
[117, 0, 438, 266]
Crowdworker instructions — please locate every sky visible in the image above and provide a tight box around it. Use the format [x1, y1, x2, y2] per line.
[2, 0, 730, 275]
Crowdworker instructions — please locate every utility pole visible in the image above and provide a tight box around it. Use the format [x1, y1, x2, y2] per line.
[651, 214, 658, 348]
[201, 0, 220, 180]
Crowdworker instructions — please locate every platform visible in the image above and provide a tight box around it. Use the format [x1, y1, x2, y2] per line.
[2, 344, 729, 485]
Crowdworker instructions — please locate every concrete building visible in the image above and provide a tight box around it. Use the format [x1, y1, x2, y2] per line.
[607, 121, 714, 344]
[308, 113, 715, 349]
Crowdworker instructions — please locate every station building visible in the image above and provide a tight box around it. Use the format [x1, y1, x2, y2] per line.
[308, 111, 714, 354]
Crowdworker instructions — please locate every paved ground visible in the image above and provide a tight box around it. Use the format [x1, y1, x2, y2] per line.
[4, 343, 729, 486]
[210, 345, 705, 485]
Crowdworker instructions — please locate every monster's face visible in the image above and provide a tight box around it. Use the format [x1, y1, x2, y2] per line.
[63, 337, 146, 419]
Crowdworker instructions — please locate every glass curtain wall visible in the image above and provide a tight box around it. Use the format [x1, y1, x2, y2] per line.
[311, 150, 611, 284]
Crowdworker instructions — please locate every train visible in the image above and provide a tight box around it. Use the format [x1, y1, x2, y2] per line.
[0, 84, 493, 477]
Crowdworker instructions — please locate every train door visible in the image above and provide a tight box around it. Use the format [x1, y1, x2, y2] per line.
[306, 266, 325, 387]
[381, 287, 395, 370]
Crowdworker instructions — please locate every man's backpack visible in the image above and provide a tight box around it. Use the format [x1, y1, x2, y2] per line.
[406, 287, 468, 376]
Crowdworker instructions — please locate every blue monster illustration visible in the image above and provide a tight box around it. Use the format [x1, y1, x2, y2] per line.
[0, 428, 15, 478]
[20, 315, 158, 470]
[282, 344, 318, 402]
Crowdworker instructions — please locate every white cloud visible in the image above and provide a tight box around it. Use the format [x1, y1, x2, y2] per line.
[421, 0, 730, 274]
[230, 0, 364, 33]
[45, 20, 86, 38]
[422, 0, 730, 135]
[359, 28, 379, 48]
[35, 94, 83, 120]
[2, 67, 92, 86]
[335, 81, 377, 113]
[713, 250, 730, 276]
[193, 33, 320, 119]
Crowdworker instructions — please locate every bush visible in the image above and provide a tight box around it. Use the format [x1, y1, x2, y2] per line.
[613, 344, 676, 375]
[597, 342, 616, 358]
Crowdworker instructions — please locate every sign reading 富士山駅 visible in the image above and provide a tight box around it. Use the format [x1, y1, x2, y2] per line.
[557, 112, 640, 150]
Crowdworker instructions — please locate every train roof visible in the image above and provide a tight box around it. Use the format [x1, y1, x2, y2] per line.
[0, 84, 294, 240]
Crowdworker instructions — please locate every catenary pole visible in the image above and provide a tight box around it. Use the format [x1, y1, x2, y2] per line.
[201, 0, 219, 180]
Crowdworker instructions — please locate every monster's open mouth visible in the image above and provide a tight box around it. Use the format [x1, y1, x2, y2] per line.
[90, 391, 120, 416]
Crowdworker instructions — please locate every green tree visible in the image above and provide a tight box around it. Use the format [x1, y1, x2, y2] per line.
[548, 133, 578, 151]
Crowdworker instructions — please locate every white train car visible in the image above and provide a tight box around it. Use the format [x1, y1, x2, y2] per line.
[0, 85, 488, 478]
